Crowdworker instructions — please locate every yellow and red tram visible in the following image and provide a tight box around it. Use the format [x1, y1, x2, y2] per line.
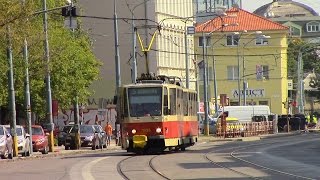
[118, 75, 198, 153]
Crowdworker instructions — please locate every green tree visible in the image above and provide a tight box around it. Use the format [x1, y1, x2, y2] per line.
[0, 0, 101, 120]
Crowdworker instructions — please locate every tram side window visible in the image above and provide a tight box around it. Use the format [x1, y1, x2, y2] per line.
[123, 88, 128, 117]
[163, 88, 169, 115]
[183, 92, 188, 116]
[188, 93, 192, 116]
[178, 89, 183, 115]
[170, 88, 176, 115]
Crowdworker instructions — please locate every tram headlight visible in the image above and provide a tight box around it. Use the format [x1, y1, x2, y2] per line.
[131, 129, 137, 134]
[156, 127, 162, 133]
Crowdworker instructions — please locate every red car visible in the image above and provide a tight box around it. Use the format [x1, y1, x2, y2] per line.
[32, 125, 49, 154]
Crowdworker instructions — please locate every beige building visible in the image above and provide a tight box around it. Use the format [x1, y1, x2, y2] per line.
[78, 0, 196, 108]
[195, 8, 289, 115]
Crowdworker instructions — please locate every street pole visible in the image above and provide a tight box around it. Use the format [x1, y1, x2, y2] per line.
[237, 43, 241, 105]
[202, 32, 209, 136]
[185, 23, 190, 88]
[42, 0, 54, 152]
[24, 39, 33, 154]
[212, 56, 218, 113]
[242, 54, 246, 106]
[131, 15, 137, 83]
[114, 0, 121, 91]
[67, 1, 80, 150]
[7, 26, 18, 157]
[297, 51, 304, 114]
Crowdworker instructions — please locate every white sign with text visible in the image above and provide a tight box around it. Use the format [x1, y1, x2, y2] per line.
[232, 89, 265, 98]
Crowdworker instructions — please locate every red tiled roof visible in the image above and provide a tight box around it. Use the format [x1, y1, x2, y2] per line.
[196, 8, 288, 33]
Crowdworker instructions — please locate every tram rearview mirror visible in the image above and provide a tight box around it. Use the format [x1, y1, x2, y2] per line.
[113, 95, 117, 104]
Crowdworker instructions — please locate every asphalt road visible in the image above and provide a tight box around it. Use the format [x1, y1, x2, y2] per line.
[0, 133, 319, 180]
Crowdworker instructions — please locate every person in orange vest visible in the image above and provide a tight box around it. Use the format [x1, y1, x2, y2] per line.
[104, 122, 113, 146]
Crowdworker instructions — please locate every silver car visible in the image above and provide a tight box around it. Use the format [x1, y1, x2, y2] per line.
[0, 125, 13, 159]
[5, 125, 31, 157]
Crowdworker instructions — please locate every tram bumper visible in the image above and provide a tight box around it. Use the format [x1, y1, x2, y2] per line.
[133, 135, 147, 149]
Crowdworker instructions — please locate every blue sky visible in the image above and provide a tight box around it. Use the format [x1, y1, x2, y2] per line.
[241, 0, 320, 14]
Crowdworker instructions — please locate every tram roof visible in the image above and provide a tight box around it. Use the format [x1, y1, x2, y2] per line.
[122, 83, 197, 93]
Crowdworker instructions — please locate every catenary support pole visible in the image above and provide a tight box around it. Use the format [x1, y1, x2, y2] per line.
[114, 0, 121, 91]
[24, 39, 33, 154]
[202, 32, 209, 136]
[185, 23, 189, 88]
[7, 26, 18, 157]
[42, 0, 54, 152]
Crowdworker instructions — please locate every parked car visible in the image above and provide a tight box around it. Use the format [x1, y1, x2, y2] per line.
[42, 123, 60, 137]
[31, 125, 49, 154]
[65, 125, 106, 150]
[57, 125, 73, 146]
[0, 125, 13, 159]
[92, 125, 107, 150]
[5, 125, 31, 157]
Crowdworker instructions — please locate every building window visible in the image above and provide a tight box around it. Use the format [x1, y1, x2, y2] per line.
[256, 36, 269, 45]
[227, 66, 239, 80]
[259, 101, 268, 105]
[226, 34, 239, 46]
[306, 22, 320, 32]
[198, 36, 211, 47]
[256, 65, 269, 80]
[289, 26, 301, 37]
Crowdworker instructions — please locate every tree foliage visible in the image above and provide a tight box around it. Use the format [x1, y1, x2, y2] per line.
[0, 0, 101, 119]
[287, 38, 320, 98]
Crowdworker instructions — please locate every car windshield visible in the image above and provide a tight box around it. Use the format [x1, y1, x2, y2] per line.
[6, 127, 23, 136]
[128, 87, 162, 117]
[32, 127, 43, 135]
[93, 126, 101, 133]
[0, 127, 4, 135]
[62, 126, 72, 133]
[80, 126, 94, 133]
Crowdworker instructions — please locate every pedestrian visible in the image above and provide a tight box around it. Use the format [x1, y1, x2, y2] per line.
[116, 129, 120, 146]
[104, 122, 112, 146]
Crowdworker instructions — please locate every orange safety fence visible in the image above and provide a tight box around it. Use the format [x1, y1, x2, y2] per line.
[216, 121, 274, 138]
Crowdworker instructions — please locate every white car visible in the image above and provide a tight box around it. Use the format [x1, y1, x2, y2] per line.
[5, 125, 31, 157]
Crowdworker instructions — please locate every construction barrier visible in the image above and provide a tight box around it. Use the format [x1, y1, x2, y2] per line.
[216, 121, 274, 138]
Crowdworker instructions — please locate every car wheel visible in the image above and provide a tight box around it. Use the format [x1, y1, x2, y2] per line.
[26, 150, 30, 157]
[92, 145, 96, 150]
[0, 155, 5, 159]
[103, 144, 107, 148]
[42, 146, 49, 154]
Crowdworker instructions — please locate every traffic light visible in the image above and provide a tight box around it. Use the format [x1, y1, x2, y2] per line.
[62, 6, 77, 17]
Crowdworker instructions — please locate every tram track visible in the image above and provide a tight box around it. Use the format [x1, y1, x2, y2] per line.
[203, 134, 319, 180]
[117, 154, 171, 180]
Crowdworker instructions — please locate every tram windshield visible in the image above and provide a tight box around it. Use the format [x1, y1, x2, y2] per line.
[128, 87, 162, 117]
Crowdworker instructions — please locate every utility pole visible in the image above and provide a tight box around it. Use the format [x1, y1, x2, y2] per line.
[114, 0, 121, 91]
[42, 0, 54, 152]
[24, 39, 33, 154]
[7, 26, 18, 157]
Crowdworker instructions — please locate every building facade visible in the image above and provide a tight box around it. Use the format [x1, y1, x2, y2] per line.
[195, 0, 242, 23]
[253, 0, 320, 42]
[195, 8, 289, 115]
[78, 0, 196, 109]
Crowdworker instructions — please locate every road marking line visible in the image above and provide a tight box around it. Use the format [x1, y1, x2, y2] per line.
[81, 157, 109, 180]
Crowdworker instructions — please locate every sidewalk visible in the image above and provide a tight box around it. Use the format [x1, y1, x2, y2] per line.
[197, 131, 301, 143]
